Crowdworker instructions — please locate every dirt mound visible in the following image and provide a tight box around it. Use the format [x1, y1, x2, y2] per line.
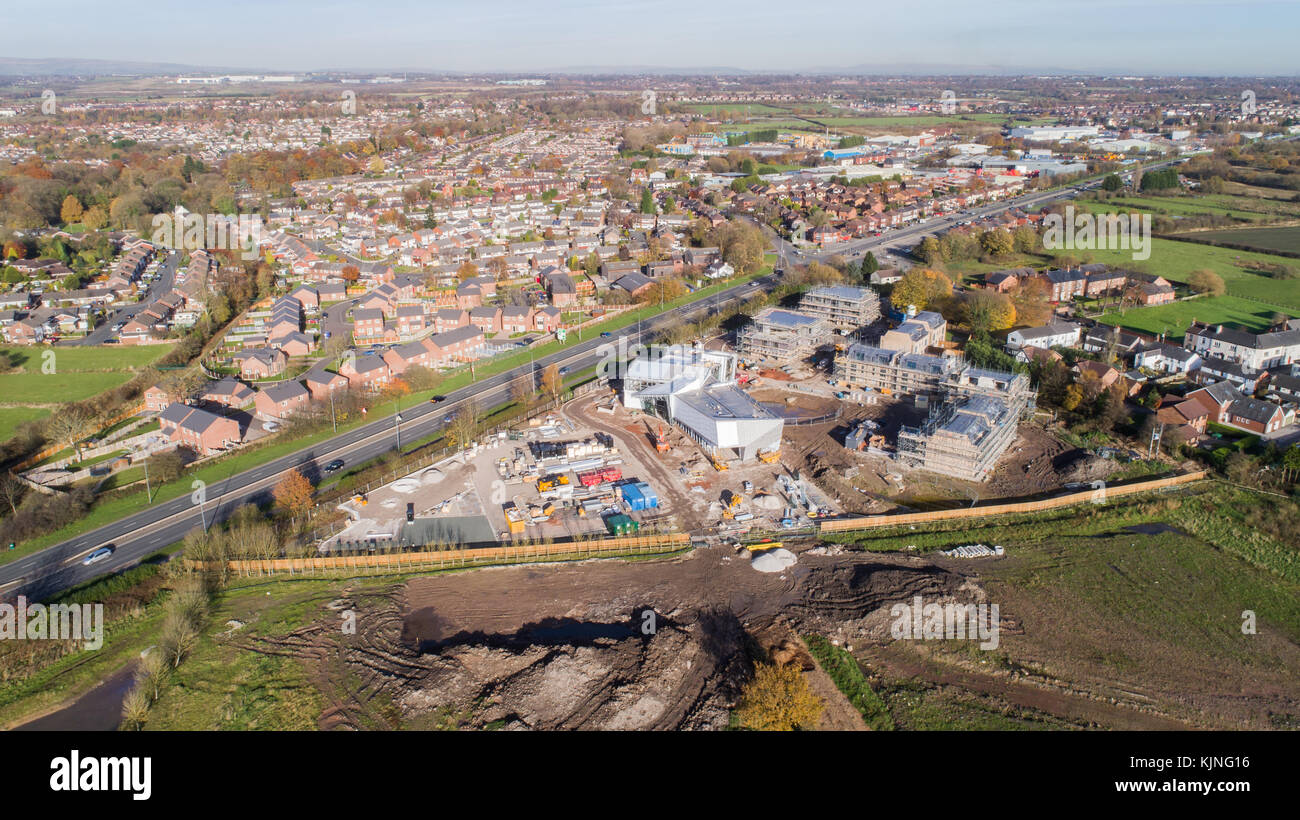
[413, 608, 749, 730]
[1053, 450, 1112, 483]
[237, 550, 988, 731]
[782, 561, 977, 639]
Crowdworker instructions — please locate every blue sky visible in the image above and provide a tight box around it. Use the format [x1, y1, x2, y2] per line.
[7, 0, 1298, 75]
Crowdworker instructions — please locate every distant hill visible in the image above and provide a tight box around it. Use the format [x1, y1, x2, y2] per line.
[0, 57, 251, 77]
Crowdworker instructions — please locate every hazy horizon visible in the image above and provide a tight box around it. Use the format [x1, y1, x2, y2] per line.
[4, 0, 1298, 76]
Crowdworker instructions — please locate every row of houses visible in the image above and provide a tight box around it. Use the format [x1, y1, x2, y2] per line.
[985, 264, 1176, 305]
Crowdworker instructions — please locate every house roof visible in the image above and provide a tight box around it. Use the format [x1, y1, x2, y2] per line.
[259, 381, 309, 404]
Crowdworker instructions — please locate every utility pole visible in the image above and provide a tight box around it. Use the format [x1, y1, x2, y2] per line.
[330, 390, 337, 432]
[143, 455, 152, 503]
[395, 410, 403, 452]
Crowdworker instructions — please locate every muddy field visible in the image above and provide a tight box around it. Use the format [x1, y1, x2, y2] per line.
[228, 545, 978, 730]
[217, 533, 1283, 731]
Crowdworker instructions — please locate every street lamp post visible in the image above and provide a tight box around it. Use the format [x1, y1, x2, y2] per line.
[395, 412, 403, 452]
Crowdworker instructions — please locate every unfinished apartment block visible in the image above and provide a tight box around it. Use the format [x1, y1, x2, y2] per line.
[895, 365, 1037, 482]
[735, 307, 832, 363]
[834, 343, 953, 397]
[798, 285, 881, 329]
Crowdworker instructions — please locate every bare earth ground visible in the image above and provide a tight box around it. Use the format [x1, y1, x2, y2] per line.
[218, 537, 1286, 731]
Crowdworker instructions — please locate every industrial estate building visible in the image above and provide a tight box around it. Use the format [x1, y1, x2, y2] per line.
[735, 307, 832, 363]
[622, 345, 783, 461]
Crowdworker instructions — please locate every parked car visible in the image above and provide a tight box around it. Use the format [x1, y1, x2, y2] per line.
[82, 545, 115, 566]
[262, 420, 280, 432]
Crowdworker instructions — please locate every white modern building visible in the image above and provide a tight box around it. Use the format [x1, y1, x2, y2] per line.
[622, 345, 783, 461]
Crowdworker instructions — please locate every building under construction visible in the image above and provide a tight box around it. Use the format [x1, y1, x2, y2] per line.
[735, 307, 833, 363]
[895, 366, 1036, 482]
[798, 285, 881, 330]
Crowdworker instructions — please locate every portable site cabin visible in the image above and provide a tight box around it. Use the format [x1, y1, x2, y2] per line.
[604, 513, 640, 536]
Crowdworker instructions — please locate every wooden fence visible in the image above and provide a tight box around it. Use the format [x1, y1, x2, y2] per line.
[818, 470, 1208, 533]
[188, 532, 692, 577]
[13, 403, 146, 472]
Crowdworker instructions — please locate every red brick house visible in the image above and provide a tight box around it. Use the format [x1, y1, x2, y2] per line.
[352, 308, 386, 342]
[158, 403, 242, 455]
[469, 306, 502, 334]
[235, 348, 288, 379]
[425, 326, 485, 367]
[340, 354, 392, 391]
[253, 381, 311, 419]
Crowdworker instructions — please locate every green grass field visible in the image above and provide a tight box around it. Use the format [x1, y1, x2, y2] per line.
[0, 344, 174, 406]
[1098, 294, 1295, 336]
[0, 345, 174, 373]
[1186, 225, 1300, 255]
[826, 487, 1300, 728]
[1052, 237, 1300, 310]
[682, 102, 789, 115]
[0, 406, 51, 441]
[1078, 195, 1274, 222]
[810, 114, 1015, 127]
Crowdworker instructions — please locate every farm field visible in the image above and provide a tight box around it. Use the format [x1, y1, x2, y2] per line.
[682, 102, 789, 115]
[809, 113, 1016, 127]
[1184, 225, 1300, 255]
[0, 406, 52, 442]
[721, 120, 824, 134]
[1078, 195, 1270, 222]
[1097, 294, 1295, 336]
[0, 343, 174, 441]
[831, 487, 1300, 729]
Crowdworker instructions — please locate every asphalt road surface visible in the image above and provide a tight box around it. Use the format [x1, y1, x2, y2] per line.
[70, 250, 179, 346]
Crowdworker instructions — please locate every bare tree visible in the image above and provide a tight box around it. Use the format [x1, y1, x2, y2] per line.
[540, 363, 563, 403]
[45, 405, 92, 455]
[0, 474, 26, 516]
[448, 397, 480, 450]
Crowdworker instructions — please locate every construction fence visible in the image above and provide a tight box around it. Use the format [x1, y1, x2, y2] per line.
[818, 470, 1209, 533]
[188, 532, 692, 578]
